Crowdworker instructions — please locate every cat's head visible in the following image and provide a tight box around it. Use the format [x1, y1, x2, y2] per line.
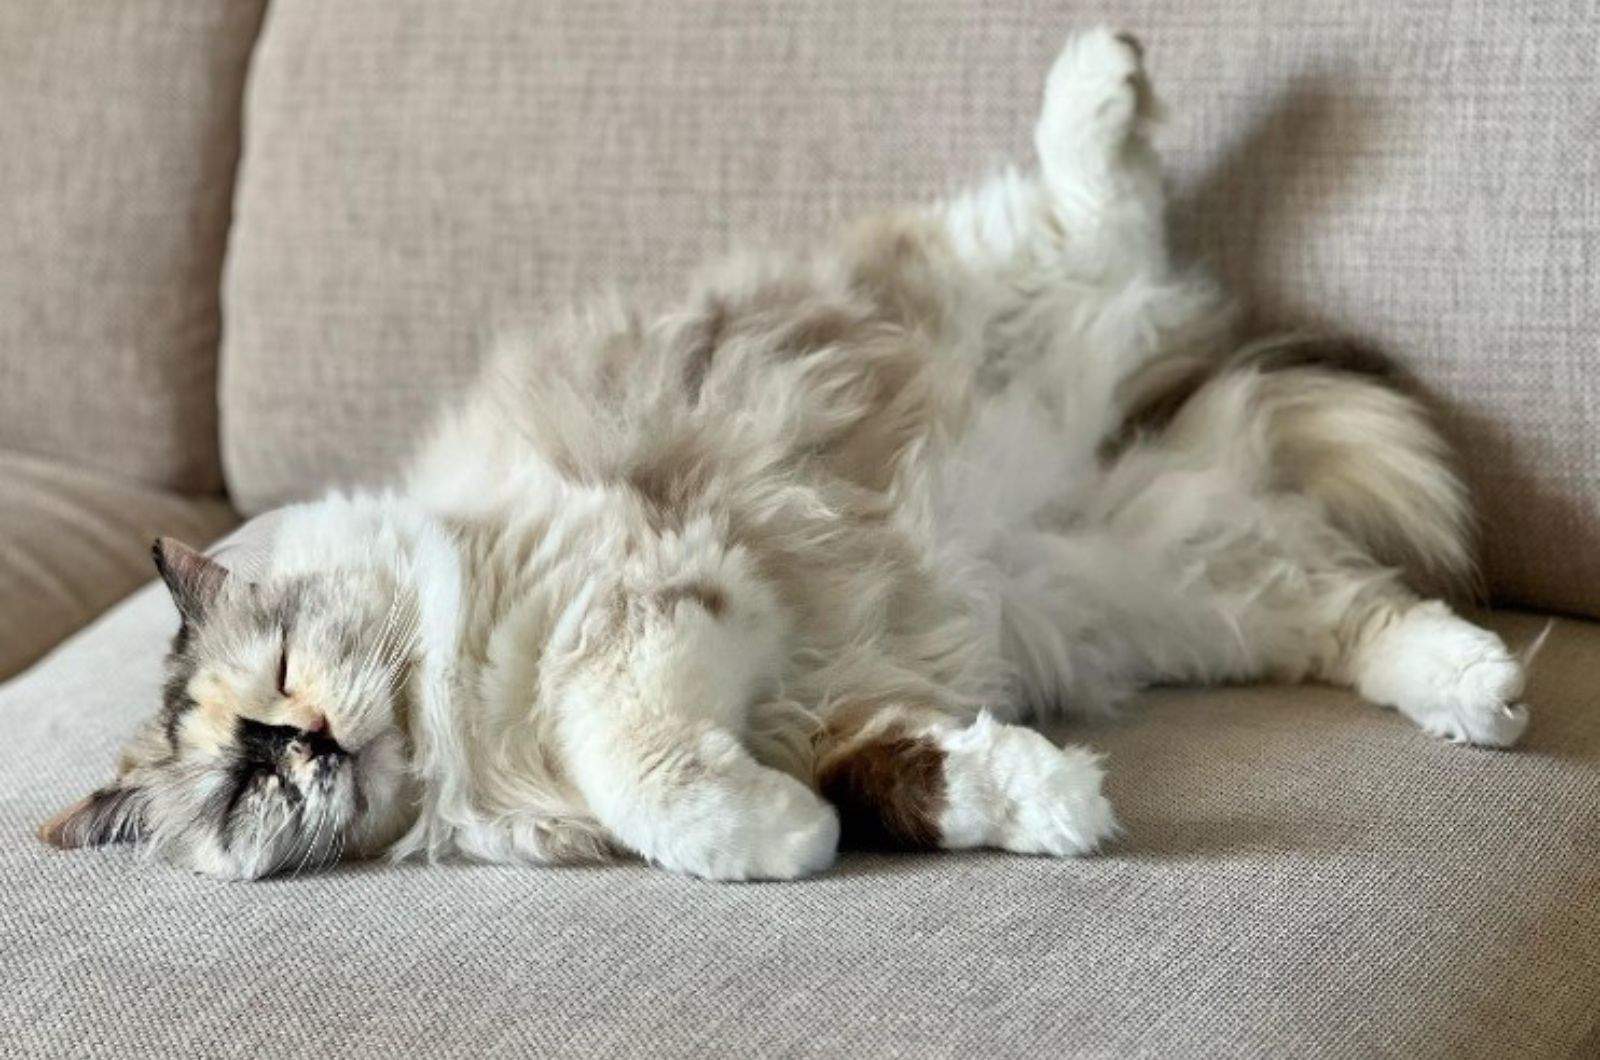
[40, 538, 420, 879]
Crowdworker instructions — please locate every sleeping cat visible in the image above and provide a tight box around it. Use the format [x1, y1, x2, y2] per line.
[42, 28, 1530, 881]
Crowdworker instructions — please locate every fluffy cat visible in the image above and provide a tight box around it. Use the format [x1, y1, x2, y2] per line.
[42, 28, 1530, 881]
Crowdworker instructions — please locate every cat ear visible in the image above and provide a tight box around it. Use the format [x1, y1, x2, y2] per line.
[38, 783, 146, 849]
[152, 537, 228, 623]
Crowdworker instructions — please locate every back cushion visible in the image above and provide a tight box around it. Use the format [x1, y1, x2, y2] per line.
[222, 1, 1598, 615]
[0, 3, 266, 493]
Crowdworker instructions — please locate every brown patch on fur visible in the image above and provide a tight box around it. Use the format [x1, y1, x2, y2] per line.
[815, 721, 946, 850]
[656, 580, 727, 618]
[588, 315, 647, 401]
[1228, 335, 1397, 381]
[679, 298, 727, 405]
[626, 463, 674, 512]
[625, 430, 712, 524]
[843, 212, 948, 336]
[38, 797, 95, 848]
[1099, 353, 1214, 461]
[821, 334, 934, 493]
[1100, 335, 1403, 462]
[771, 304, 860, 358]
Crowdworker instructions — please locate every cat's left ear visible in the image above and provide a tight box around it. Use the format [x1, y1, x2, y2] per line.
[152, 537, 229, 624]
[38, 783, 147, 849]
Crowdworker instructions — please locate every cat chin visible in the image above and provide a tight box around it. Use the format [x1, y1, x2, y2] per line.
[156, 765, 419, 882]
[181, 840, 304, 881]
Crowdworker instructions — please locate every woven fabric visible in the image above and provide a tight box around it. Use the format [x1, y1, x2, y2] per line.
[0, 452, 236, 680]
[2, 581, 1595, 1057]
[221, 0, 1599, 616]
[0, 2, 265, 492]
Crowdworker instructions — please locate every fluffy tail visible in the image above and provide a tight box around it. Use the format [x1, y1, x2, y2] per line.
[1113, 337, 1477, 595]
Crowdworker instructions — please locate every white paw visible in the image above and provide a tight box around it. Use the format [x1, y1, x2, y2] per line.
[646, 742, 840, 882]
[1357, 602, 1531, 748]
[938, 714, 1117, 857]
[1039, 27, 1154, 153]
[1412, 653, 1529, 747]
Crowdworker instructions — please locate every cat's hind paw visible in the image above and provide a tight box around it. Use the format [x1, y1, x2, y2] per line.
[1357, 601, 1532, 748]
[1038, 26, 1156, 159]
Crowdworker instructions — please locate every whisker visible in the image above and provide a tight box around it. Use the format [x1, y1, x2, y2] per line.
[331, 825, 348, 871]
[379, 608, 421, 674]
[380, 624, 421, 687]
[356, 595, 418, 703]
[266, 803, 305, 878]
[255, 793, 298, 875]
[359, 592, 406, 685]
[359, 608, 421, 707]
[290, 801, 330, 880]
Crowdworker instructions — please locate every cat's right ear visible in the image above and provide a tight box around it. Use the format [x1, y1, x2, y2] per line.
[38, 783, 146, 849]
[152, 537, 228, 624]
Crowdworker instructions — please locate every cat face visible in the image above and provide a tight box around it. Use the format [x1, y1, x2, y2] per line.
[39, 538, 419, 879]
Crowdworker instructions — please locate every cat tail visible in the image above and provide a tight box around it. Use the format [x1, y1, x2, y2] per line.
[1111, 336, 1478, 598]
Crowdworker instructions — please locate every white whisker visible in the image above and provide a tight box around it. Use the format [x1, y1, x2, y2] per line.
[290, 799, 330, 880]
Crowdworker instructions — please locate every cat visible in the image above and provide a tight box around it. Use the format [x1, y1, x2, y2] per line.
[41, 28, 1530, 881]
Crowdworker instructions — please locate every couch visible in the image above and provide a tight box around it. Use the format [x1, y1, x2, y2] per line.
[3, 3, 1596, 1056]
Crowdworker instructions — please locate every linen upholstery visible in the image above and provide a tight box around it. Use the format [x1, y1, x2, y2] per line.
[3, 581, 1595, 1058]
[0, 1, 266, 493]
[221, 0, 1599, 616]
[0, 452, 236, 681]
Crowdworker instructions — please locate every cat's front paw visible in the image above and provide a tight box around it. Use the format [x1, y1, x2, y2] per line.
[646, 748, 840, 881]
[939, 714, 1118, 856]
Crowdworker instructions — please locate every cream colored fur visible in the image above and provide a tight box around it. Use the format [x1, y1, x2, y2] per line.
[49, 28, 1532, 881]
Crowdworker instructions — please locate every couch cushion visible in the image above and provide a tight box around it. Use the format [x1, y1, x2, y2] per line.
[0, 2, 266, 493]
[2, 576, 1595, 1057]
[0, 452, 236, 680]
[221, 2, 1598, 616]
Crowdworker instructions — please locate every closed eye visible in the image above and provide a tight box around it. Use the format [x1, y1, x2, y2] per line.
[276, 640, 290, 697]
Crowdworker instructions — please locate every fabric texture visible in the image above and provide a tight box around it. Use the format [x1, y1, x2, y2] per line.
[221, 0, 1599, 617]
[0, 1, 266, 493]
[1, 564, 1595, 1057]
[0, 452, 236, 681]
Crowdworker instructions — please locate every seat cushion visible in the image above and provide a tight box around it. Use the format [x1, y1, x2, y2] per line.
[0, 452, 236, 680]
[3, 576, 1594, 1057]
[0, 2, 266, 492]
[220, 1, 1599, 617]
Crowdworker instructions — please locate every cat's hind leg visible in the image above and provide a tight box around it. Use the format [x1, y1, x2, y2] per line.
[1000, 493, 1532, 748]
[1017, 360, 1533, 747]
[936, 26, 1168, 280]
[814, 700, 1117, 856]
[1184, 364, 1532, 746]
[1329, 594, 1531, 747]
[1033, 26, 1166, 273]
[1130, 514, 1533, 748]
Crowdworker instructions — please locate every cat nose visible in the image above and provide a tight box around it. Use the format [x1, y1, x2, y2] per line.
[289, 716, 345, 760]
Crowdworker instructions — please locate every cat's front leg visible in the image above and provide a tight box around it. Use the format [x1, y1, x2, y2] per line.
[565, 708, 839, 881]
[550, 577, 838, 881]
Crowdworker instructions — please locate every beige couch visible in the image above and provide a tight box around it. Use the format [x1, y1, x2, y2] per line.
[3, 3, 1596, 1056]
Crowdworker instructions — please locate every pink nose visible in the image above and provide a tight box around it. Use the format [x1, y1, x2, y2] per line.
[303, 713, 328, 735]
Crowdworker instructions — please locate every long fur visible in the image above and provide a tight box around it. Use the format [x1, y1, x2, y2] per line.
[44, 28, 1530, 881]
